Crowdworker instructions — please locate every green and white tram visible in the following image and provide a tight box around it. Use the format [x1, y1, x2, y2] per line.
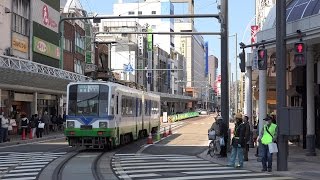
[65, 81, 161, 149]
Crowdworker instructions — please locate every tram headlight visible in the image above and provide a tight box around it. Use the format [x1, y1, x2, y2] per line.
[99, 122, 108, 128]
[67, 121, 75, 128]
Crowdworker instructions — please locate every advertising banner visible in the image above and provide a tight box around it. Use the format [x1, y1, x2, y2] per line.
[32, 0, 60, 32]
[33, 36, 60, 59]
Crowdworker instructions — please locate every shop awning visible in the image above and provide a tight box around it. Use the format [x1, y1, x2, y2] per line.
[0, 55, 89, 94]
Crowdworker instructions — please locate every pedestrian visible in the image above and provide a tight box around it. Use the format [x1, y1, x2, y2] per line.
[243, 115, 251, 161]
[0, 114, 3, 143]
[20, 112, 29, 136]
[42, 111, 50, 135]
[227, 113, 246, 168]
[0, 113, 9, 142]
[252, 120, 258, 147]
[29, 114, 38, 138]
[36, 118, 45, 138]
[260, 115, 277, 172]
[208, 116, 222, 155]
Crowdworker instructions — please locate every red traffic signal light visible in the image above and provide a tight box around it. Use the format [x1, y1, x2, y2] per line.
[295, 42, 305, 53]
[294, 42, 306, 66]
[257, 49, 267, 70]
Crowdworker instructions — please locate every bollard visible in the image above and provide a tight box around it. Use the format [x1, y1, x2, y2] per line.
[21, 128, 26, 140]
[147, 133, 153, 144]
[163, 127, 167, 137]
[29, 128, 33, 139]
[168, 125, 172, 135]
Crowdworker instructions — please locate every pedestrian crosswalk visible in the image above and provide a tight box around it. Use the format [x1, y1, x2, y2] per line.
[0, 152, 66, 180]
[112, 154, 295, 180]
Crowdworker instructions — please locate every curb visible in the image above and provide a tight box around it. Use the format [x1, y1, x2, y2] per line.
[0, 134, 65, 147]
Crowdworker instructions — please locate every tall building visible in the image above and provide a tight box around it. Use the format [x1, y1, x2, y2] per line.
[255, 0, 276, 29]
[113, 0, 174, 54]
[175, 20, 206, 99]
[0, 0, 87, 118]
[208, 55, 218, 90]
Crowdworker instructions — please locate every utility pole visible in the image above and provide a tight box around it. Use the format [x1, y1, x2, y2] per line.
[276, 0, 288, 171]
[220, 0, 229, 129]
[235, 33, 238, 114]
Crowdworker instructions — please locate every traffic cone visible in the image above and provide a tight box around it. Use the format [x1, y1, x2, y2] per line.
[168, 125, 172, 135]
[163, 127, 167, 137]
[147, 133, 153, 144]
[21, 128, 26, 140]
[29, 128, 33, 139]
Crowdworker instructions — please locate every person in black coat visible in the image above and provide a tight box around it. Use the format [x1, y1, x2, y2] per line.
[36, 118, 44, 138]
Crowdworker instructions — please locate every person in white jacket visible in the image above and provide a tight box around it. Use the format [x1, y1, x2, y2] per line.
[0, 113, 9, 142]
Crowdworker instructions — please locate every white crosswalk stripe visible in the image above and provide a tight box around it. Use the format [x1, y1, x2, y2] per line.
[0, 152, 66, 180]
[112, 154, 296, 180]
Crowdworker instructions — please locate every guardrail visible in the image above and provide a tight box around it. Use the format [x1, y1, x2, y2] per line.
[162, 112, 199, 123]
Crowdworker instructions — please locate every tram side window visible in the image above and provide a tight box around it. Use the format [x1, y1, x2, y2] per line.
[145, 100, 151, 116]
[122, 96, 134, 116]
[151, 101, 159, 114]
[136, 98, 142, 117]
[68, 85, 77, 116]
[99, 85, 109, 117]
[116, 96, 119, 115]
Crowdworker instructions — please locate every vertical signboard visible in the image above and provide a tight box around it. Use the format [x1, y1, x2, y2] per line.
[251, 25, 259, 70]
[205, 42, 209, 76]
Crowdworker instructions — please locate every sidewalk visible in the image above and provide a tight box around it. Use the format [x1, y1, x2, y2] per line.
[198, 142, 320, 180]
[0, 131, 65, 147]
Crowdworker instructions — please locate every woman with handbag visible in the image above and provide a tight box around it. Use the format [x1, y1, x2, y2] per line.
[36, 118, 45, 138]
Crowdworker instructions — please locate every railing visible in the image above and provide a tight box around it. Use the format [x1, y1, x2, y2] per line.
[0, 55, 90, 82]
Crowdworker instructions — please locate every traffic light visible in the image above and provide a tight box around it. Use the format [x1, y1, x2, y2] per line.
[294, 42, 306, 66]
[257, 49, 267, 70]
[239, 51, 245, 72]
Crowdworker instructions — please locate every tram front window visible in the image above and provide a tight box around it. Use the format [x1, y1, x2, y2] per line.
[68, 84, 108, 116]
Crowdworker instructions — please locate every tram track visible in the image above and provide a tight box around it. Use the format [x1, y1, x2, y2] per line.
[52, 149, 106, 180]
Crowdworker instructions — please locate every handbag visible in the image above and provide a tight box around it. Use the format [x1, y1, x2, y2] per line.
[208, 130, 216, 140]
[38, 122, 45, 129]
[219, 136, 225, 146]
[268, 142, 278, 153]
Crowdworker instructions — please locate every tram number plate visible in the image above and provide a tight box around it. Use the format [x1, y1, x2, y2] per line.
[80, 125, 92, 130]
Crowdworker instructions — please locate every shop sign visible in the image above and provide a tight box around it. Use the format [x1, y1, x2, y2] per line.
[33, 36, 60, 60]
[12, 32, 28, 53]
[32, 0, 59, 32]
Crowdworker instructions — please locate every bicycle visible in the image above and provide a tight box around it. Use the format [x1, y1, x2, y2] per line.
[207, 130, 221, 157]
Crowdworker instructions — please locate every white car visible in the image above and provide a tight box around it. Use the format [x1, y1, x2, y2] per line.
[200, 110, 208, 115]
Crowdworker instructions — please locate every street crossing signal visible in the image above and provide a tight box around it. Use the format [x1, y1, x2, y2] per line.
[257, 49, 267, 70]
[294, 42, 306, 66]
[239, 51, 246, 72]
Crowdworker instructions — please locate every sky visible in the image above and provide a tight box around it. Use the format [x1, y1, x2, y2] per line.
[80, 0, 255, 81]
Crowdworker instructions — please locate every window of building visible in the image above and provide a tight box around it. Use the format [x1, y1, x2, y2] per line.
[64, 38, 73, 52]
[138, 11, 142, 15]
[11, 0, 30, 36]
[128, 11, 134, 15]
[75, 32, 85, 54]
[151, 11, 156, 14]
[74, 60, 84, 74]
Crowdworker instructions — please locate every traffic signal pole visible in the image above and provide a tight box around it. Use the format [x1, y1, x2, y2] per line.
[276, 0, 288, 171]
[220, 0, 229, 135]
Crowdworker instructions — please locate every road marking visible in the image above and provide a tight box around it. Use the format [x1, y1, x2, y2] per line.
[119, 167, 231, 174]
[232, 177, 296, 180]
[117, 161, 210, 166]
[0, 177, 37, 180]
[0, 164, 17, 167]
[182, 169, 250, 174]
[9, 168, 42, 173]
[114, 163, 220, 170]
[114, 160, 146, 163]
[21, 162, 49, 165]
[2, 172, 39, 177]
[116, 154, 190, 157]
[14, 165, 45, 169]
[118, 156, 199, 160]
[166, 158, 203, 161]
[140, 173, 271, 180]
[119, 173, 161, 178]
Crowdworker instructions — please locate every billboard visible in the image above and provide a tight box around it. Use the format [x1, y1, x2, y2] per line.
[32, 0, 60, 33]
